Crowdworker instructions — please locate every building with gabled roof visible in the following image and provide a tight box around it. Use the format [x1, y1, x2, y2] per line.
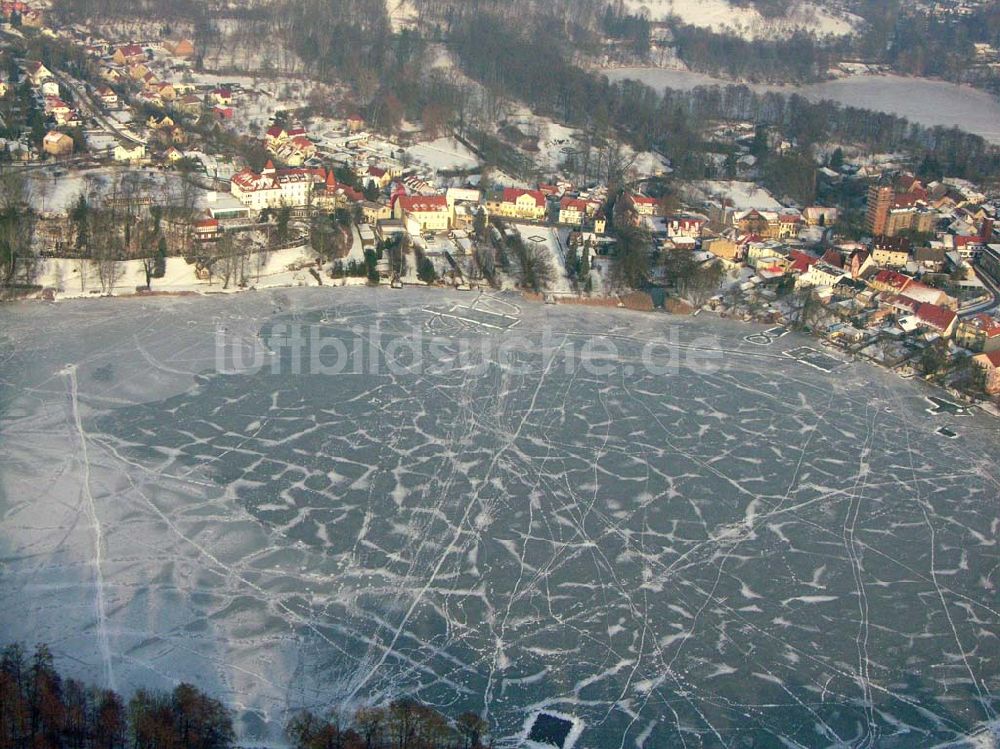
[230, 161, 324, 211]
[623, 192, 659, 217]
[956, 314, 1000, 353]
[869, 269, 913, 294]
[489, 188, 547, 221]
[558, 197, 588, 226]
[973, 350, 1000, 393]
[42, 130, 73, 156]
[112, 44, 146, 66]
[913, 303, 957, 337]
[395, 194, 449, 234]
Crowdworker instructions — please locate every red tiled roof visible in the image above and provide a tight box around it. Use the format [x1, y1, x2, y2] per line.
[339, 186, 364, 202]
[503, 187, 545, 208]
[116, 44, 144, 58]
[915, 303, 956, 332]
[265, 125, 285, 138]
[788, 250, 819, 274]
[953, 234, 983, 248]
[872, 269, 912, 291]
[881, 293, 919, 314]
[820, 249, 843, 268]
[398, 194, 447, 213]
[628, 193, 658, 206]
[560, 197, 588, 211]
[966, 313, 1000, 337]
[980, 350, 1000, 367]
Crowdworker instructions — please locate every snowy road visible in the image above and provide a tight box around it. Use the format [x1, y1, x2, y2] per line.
[1, 288, 998, 747]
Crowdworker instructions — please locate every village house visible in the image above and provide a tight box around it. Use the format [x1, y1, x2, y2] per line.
[230, 161, 322, 211]
[362, 200, 392, 224]
[112, 44, 146, 66]
[346, 113, 365, 132]
[272, 135, 316, 167]
[99, 66, 123, 83]
[95, 85, 118, 108]
[704, 236, 742, 264]
[210, 88, 233, 106]
[152, 82, 176, 101]
[395, 194, 450, 234]
[745, 241, 788, 270]
[913, 246, 947, 273]
[42, 130, 73, 157]
[913, 303, 958, 337]
[869, 269, 914, 295]
[973, 350, 1000, 394]
[43, 96, 71, 123]
[490, 188, 546, 221]
[175, 94, 202, 115]
[732, 209, 800, 240]
[787, 250, 820, 276]
[193, 216, 221, 242]
[127, 63, 152, 82]
[623, 192, 659, 217]
[23, 60, 52, 86]
[955, 314, 1000, 353]
[665, 214, 705, 239]
[848, 248, 875, 279]
[312, 172, 363, 210]
[163, 38, 194, 58]
[871, 236, 911, 268]
[803, 206, 838, 227]
[148, 114, 174, 130]
[558, 197, 588, 226]
[20, 8, 42, 26]
[113, 142, 145, 163]
[797, 261, 848, 289]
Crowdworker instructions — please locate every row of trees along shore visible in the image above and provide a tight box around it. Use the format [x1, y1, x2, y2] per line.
[0, 644, 490, 749]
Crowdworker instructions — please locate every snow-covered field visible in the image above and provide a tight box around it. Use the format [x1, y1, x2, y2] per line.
[509, 223, 573, 294]
[695, 180, 783, 210]
[33, 246, 321, 298]
[604, 68, 1000, 144]
[1, 288, 999, 747]
[404, 137, 480, 172]
[623, 0, 860, 39]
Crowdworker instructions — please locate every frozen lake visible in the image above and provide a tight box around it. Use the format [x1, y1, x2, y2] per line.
[1, 288, 999, 747]
[603, 68, 1000, 144]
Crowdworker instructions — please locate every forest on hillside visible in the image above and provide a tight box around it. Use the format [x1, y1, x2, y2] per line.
[41, 0, 1000, 187]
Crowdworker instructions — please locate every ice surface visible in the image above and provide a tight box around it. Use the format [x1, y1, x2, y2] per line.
[604, 69, 1000, 145]
[1, 288, 998, 747]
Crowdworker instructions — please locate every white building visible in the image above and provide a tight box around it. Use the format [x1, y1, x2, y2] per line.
[230, 161, 321, 211]
[113, 142, 146, 163]
[797, 261, 848, 289]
